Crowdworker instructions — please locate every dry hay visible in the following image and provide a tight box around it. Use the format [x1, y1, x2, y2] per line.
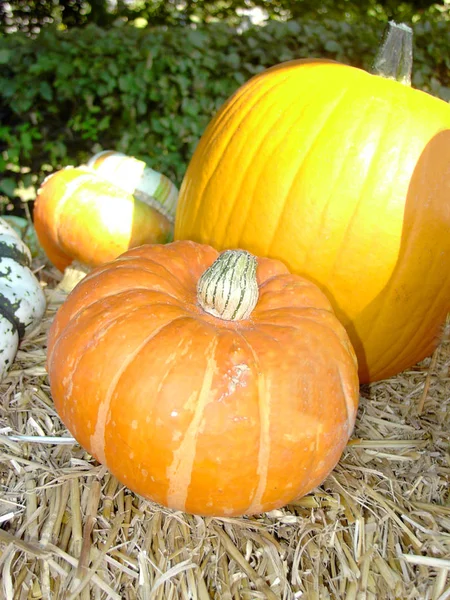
[1, 262, 449, 600]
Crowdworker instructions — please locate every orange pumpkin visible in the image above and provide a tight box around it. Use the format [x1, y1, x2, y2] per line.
[34, 163, 176, 271]
[174, 23, 450, 383]
[47, 240, 359, 517]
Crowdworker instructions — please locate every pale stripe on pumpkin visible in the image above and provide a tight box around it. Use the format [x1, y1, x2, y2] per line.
[245, 366, 271, 515]
[338, 366, 359, 436]
[166, 338, 218, 512]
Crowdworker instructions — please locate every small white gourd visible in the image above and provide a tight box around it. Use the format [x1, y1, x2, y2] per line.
[0, 217, 46, 380]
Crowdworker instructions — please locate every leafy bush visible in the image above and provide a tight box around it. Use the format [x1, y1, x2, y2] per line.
[0, 18, 448, 214]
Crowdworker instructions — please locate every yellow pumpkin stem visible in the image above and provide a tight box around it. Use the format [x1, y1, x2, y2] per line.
[197, 250, 259, 321]
[372, 20, 413, 86]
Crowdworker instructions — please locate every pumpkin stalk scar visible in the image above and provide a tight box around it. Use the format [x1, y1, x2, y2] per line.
[166, 338, 218, 512]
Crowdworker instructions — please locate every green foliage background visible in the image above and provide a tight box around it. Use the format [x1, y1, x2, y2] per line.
[0, 17, 449, 214]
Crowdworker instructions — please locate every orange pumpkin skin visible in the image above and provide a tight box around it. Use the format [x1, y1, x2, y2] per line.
[174, 59, 450, 383]
[34, 166, 173, 271]
[47, 240, 359, 517]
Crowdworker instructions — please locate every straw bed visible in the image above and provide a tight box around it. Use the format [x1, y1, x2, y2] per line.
[1, 264, 449, 599]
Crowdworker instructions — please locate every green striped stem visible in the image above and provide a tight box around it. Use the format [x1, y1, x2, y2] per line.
[197, 250, 259, 321]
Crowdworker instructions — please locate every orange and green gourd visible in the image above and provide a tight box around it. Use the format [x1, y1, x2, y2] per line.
[34, 153, 178, 271]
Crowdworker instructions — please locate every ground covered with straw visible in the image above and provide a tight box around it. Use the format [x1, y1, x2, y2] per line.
[1, 262, 449, 600]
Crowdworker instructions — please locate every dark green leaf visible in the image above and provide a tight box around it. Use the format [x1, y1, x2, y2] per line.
[39, 81, 53, 101]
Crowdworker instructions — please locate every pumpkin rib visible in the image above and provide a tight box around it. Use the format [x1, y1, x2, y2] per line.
[48, 295, 182, 392]
[114, 244, 217, 293]
[91, 314, 194, 465]
[91, 260, 196, 303]
[237, 319, 354, 511]
[265, 87, 353, 261]
[338, 115, 398, 264]
[215, 123, 275, 251]
[150, 320, 205, 399]
[256, 89, 348, 256]
[103, 317, 263, 514]
[256, 272, 333, 311]
[88, 256, 191, 290]
[224, 86, 352, 255]
[191, 77, 294, 237]
[184, 84, 262, 231]
[251, 300, 359, 378]
[100, 260, 195, 296]
[237, 314, 356, 512]
[253, 309, 352, 351]
[48, 291, 187, 368]
[203, 72, 293, 170]
[307, 86, 403, 279]
[313, 96, 394, 283]
[326, 95, 399, 298]
[178, 66, 306, 231]
[211, 85, 298, 250]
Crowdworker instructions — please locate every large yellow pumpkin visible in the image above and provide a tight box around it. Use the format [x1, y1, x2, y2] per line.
[175, 23, 450, 383]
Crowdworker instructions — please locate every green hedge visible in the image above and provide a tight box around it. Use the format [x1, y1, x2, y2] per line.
[0, 18, 449, 213]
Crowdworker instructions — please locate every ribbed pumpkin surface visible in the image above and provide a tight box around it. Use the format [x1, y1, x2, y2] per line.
[47, 240, 359, 517]
[174, 59, 450, 382]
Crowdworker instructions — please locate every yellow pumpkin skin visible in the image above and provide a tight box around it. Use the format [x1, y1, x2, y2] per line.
[174, 59, 450, 383]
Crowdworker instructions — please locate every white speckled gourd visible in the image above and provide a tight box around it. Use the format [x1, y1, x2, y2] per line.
[0, 218, 46, 380]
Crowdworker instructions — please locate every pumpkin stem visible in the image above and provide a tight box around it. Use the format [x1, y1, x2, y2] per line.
[197, 250, 259, 321]
[57, 261, 91, 294]
[372, 21, 413, 86]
